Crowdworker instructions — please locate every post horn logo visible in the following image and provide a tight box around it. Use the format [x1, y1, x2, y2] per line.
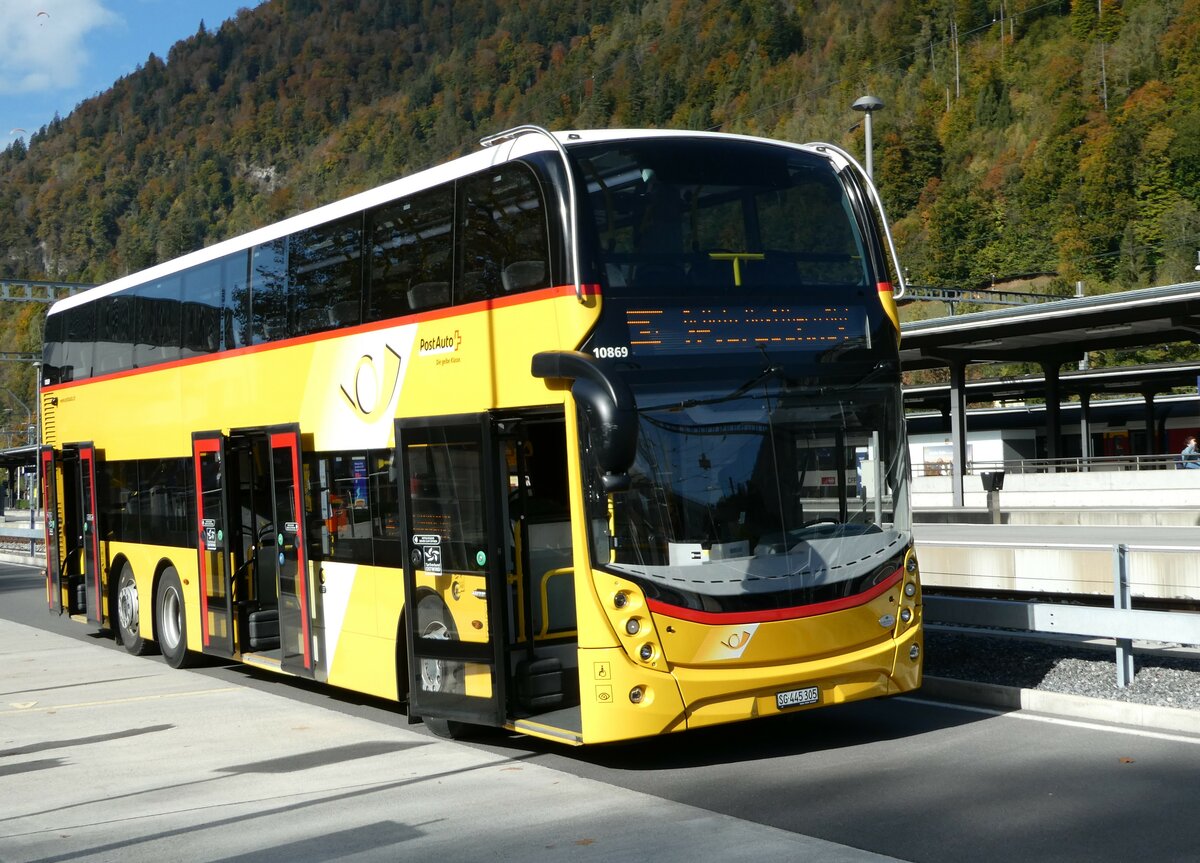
[340, 344, 402, 421]
[721, 629, 754, 651]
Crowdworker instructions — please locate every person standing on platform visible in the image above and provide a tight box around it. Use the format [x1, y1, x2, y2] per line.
[1182, 435, 1200, 468]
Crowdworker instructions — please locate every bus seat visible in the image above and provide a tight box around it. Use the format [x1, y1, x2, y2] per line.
[408, 281, 450, 310]
[329, 300, 361, 327]
[501, 261, 546, 293]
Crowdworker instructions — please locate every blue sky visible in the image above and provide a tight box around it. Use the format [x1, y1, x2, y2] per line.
[1, 0, 265, 145]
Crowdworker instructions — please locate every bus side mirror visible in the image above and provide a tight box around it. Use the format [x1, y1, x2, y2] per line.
[531, 351, 637, 493]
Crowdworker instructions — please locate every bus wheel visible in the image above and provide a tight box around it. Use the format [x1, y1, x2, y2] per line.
[116, 563, 154, 656]
[415, 594, 472, 740]
[155, 568, 192, 669]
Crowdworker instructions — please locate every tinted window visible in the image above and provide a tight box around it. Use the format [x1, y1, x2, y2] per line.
[223, 251, 252, 350]
[93, 294, 136, 375]
[134, 276, 182, 367]
[574, 138, 871, 292]
[138, 458, 193, 547]
[368, 185, 454, 319]
[181, 257, 227, 356]
[42, 312, 65, 384]
[308, 449, 402, 566]
[369, 450, 402, 566]
[312, 451, 373, 563]
[98, 460, 140, 542]
[251, 239, 288, 343]
[62, 304, 96, 382]
[290, 214, 363, 337]
[458, 165, 551, 300]
[402, 435, 486, 574]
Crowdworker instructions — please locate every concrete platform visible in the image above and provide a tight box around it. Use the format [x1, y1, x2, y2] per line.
[0, 618, 901, 863]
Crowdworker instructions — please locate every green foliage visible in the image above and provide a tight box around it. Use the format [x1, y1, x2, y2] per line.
[0, 0, 1197, 400]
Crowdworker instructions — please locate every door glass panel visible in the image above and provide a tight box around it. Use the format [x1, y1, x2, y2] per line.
[42, 449, 62, 613]
[271, 432, 312, 671]
[194, 436, 233, 655]
[399, 417, 505, 727]
[78, 447, 103, 624]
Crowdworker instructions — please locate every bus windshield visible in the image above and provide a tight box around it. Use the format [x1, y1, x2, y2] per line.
[572, 135, 908, 614]
[598, 371, 910, 614]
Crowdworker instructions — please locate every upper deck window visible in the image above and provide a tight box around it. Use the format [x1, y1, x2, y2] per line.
[573, 138, 872, 295]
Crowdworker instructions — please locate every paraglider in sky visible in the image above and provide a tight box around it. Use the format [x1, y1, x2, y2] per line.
[10, 128, 27, 136]
[37, 10, 49, 25]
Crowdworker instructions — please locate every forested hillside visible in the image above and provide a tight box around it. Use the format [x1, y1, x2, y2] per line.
[1, 0, 1198, 417]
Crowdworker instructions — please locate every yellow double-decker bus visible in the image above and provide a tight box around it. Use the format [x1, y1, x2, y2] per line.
[40, 126, 921, 745]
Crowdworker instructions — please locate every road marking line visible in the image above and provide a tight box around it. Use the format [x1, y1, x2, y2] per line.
[1, 686, 241, 715]
[900, 695, 1200, 744]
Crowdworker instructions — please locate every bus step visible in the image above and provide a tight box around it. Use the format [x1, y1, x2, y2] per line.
[247, 608, 280, 651]
[516, 656, 564, 710]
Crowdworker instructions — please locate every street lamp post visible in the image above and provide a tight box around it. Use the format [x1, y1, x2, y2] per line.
[851, 95, 885, 181]
[31, 361, 40, 534]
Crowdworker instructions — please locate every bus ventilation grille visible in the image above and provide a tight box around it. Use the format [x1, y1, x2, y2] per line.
[41, 393, 57, 447]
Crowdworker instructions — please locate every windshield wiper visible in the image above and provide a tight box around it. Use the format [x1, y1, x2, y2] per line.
[643, 364, 786, 412]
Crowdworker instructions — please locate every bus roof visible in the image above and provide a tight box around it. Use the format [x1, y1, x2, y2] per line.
[47, 128, 842, 317]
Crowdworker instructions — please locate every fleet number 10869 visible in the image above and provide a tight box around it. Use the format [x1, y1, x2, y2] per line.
[592, 346, 629, 359]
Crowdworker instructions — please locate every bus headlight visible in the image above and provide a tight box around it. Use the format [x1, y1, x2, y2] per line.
[625, 618, 640, 636]
[900, 607, 912, 623]
[904, 581, 917, 597]
[909, 643, 920, 661]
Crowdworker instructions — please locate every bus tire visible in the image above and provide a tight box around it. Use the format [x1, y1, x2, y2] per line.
[155, 568, 192, 669]
[414, 594, 473, 740]
[115, 563, 155, 656]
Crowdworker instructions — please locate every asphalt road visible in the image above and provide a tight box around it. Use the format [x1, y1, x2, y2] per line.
[5, 562, 1200, 863]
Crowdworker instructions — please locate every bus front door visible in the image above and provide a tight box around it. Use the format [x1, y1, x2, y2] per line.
[397, 414, 508, 730]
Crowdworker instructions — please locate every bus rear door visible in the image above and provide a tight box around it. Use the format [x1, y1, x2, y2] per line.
[397, 414, 508, 731]
[42, 447, 63, 613]
[193, 427, 318, 677]
[59, 443, 103, 623]
[191, 432, 235, 657]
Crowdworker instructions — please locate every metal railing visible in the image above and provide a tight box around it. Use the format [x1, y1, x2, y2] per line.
[921, 540, 1200, 687]
[0, 525, 43, 558]
[914, 453, 1187, 477]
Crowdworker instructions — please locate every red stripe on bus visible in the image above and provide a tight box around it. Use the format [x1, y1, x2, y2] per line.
[877, 281, 893, 294]
[43, 282, 600, 393]
[645, 568, 903, 625]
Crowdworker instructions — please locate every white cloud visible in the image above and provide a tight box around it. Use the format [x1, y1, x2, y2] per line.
[0, 1, 121, 96]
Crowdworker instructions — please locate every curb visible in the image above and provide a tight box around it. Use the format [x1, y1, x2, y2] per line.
[921, 675, 1200, 736]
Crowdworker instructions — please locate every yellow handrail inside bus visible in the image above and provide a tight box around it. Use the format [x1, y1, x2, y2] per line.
[538, 566, 576, 639]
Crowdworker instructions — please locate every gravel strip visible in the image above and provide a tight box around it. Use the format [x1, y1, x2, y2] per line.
[924, 629, 1200, 711]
